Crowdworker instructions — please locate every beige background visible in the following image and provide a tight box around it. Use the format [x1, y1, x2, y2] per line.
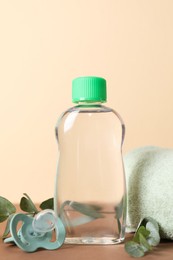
[0, 0, 173, 202]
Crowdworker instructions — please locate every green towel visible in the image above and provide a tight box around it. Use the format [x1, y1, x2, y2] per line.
[124, 146, 173, 239]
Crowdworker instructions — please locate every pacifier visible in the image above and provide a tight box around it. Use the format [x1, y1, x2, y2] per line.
[4, 210, 66, 252]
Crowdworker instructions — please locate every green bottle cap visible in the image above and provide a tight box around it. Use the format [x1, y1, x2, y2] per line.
[72, 76, 107, 103]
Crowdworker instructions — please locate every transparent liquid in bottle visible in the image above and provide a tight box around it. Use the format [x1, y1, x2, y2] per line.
[54, 77, 126, 245]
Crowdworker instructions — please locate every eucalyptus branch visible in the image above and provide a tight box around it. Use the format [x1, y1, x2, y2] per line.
[125, 217, 160, 257]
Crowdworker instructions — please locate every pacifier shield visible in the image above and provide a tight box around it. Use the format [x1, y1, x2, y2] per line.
[4, 213, 66, 252]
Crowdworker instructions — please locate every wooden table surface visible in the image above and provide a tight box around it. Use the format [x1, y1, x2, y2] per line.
[0, 208, 173, 260]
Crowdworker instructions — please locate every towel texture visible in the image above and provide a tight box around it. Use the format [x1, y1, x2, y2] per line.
[124, 146, 173, 239]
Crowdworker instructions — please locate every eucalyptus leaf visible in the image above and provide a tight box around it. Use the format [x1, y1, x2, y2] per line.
[20, 193, 38, 214]
[0, 196, 16, 222]
[68, 201, 104, 218]
[40, 198, 54, 210]
[139, 233, 152, 252]
[114, 197, 126, 235]
[146, 221, 160, 246]
[70, 216, 95, 226]
[114, 198, 123, 219]
[137, 217, 159, 232]
[117, 218, 121, 234]
[133, 226, 150, 243]
[2, 214, 14, 239]
[88, 204, 102, 211]
[125, 241, 145, 258]
[146, 217, 159, 232]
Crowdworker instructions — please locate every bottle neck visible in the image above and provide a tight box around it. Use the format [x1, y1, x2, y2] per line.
[75, 101, 103, 107]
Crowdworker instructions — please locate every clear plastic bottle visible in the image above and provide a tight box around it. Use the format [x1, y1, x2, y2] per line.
[54, 76, 126, 245]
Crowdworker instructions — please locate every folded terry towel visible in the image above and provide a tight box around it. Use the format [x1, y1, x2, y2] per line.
[124, 146, 173, 239]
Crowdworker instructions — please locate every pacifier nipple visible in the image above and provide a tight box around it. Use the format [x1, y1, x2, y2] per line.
[32, 209, 57, 233]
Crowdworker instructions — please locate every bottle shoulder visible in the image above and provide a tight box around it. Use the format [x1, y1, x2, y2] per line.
[55, 105, 125, 140]
[57, 105, 124, 122]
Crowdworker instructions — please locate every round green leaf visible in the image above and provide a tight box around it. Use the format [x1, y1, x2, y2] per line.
[0, 196, 16, 222]
[63, 201, 104, 218]
[139, 233, 152, 252]
[146, 222, 160, 246]
[20, 194, 38, 214]
[134, 226, 150, 243]
[125, 241, 145, 258]
[137, 217, 159, 232]
[40, 198, 54, 210]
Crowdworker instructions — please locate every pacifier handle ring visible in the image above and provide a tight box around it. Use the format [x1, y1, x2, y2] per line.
[10, 214, 38, 252]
